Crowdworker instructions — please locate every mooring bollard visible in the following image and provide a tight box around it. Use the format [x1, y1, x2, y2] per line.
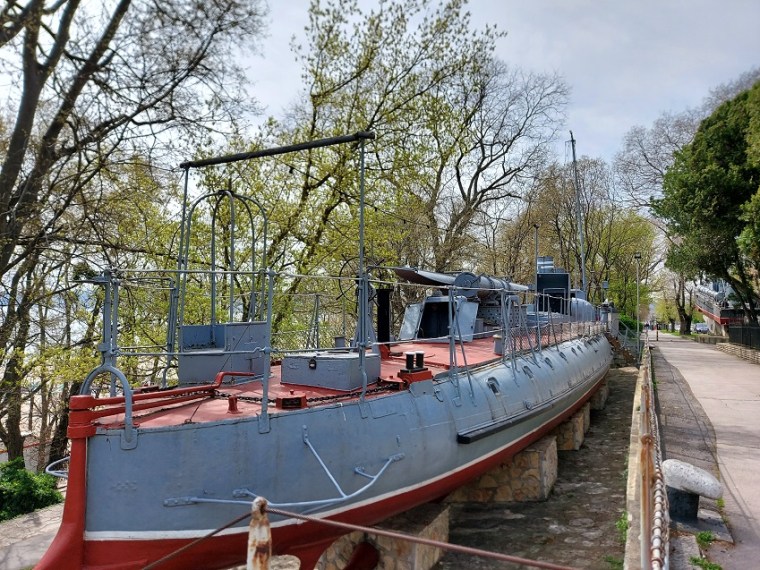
[662, 459, 722, 523]
[247, 497, 271, 570]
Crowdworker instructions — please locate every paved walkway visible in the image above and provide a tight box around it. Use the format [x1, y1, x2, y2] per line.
[0, 502, 62, 570]
[651, 332, 760, 568]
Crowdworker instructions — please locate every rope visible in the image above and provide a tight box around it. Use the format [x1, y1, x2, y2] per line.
[266, 506, 579, 570]
[141, 511, 251, 570]
[141, 502, 580, 570]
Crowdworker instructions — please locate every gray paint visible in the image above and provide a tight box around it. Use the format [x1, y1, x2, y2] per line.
[84, 335, 611, 537]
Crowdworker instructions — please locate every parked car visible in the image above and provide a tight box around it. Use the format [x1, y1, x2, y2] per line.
[694, 323, 709, 334]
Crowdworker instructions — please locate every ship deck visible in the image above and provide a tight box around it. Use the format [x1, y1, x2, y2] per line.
[93, 337, 507, 431]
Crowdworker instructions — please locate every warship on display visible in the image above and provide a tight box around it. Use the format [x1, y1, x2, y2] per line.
[38, 132, 612, 569]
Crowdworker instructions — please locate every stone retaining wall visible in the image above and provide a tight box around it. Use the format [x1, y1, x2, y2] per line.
[552, 402, 590, 451]
[316, 503, 449, 570]
[445, 435, 558, 503]
[715, 342, 760, 365]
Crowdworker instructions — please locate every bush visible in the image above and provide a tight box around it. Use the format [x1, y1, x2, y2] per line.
[0, 458, 63, 521]
[618, 314, 642, 333]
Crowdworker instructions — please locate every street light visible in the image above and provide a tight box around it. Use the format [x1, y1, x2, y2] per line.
[634, 252, 641, 362]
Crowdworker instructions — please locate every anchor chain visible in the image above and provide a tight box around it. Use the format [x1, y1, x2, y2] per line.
[213, 383, 396, 406]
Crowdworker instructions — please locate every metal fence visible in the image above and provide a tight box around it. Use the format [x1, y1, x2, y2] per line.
[728, 324, 760, 350]
[617, 320, 641, 364]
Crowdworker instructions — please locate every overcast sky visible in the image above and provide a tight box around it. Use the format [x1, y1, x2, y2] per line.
[248, 0, 760, 163]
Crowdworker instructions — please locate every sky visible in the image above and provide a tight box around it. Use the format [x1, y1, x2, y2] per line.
[246, 0, 760, 164]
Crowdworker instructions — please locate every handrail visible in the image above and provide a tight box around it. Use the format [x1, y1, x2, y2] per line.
[45, 456, 70, 479]
[74, 370, 257, 426]
[638, 342, 670, 570]
[80, 364, 135, 442]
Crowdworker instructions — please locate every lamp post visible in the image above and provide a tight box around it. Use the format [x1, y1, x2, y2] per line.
[634, 252, 641, 361]
[534, 224, 540, 348]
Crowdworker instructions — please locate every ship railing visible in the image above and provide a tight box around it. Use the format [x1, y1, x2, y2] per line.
[67, 370, 255, 449]
[74, 269, 608, 434]
[45, 456, 70, 479]
[83, 269, 606, 367]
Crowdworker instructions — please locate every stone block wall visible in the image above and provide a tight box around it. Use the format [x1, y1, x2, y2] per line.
[552, 402, 590, 450]
[374, 503, 449, 569]
[590, 380, 609, 410]
[445, 435, 558, 503]
[715, 342, 760, 365]
[316, 531, 364, 570]
[316, 503, 449, 570]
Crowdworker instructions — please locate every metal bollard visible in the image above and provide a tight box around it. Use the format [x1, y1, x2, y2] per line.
[247, 497, 271, 570]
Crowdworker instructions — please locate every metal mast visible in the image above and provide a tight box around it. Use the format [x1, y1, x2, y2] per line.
[569, 131, 587, 294]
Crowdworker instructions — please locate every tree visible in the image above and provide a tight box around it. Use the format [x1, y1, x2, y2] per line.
[393, 61, 567, 271]
[615, 110, 701, 209]
[654, 81, 760, 322]
[617, 69, 760, 331]
[663, 267, 697, 334]
[737, 82, 760, 278]
[0, 0, 266, 463]
[615, 67, 760, 208]
[208, 0, 567, 334]
[517, 158, 656, 313]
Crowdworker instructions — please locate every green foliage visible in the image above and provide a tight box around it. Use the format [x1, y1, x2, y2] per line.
[604, 555, 624, 570]
[655, 81, 760, 319]
[696, 531, 715, 550]
[738, 189, 760, 265]
[619, 314, 641, 333]
[615, 511, 629, 544]
[0, 458, 63, 521]
[689, 556, 722, 570]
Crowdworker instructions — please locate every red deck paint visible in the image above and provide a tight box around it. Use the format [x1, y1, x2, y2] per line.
[93, 338, 504, 431]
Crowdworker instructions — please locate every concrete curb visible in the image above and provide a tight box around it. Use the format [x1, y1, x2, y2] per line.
[623, 361, 644, 570]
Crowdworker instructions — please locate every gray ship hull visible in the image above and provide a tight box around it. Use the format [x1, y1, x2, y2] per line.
[40, 334, 610, 569]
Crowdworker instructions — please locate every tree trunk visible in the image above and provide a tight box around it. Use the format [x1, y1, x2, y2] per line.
[48, 381, 81, 465]
[3, 384, 25, 462]
[674, 273, 693, 335]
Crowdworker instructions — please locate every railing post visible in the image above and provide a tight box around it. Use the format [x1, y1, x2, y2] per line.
[247, 497, 271, 570]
